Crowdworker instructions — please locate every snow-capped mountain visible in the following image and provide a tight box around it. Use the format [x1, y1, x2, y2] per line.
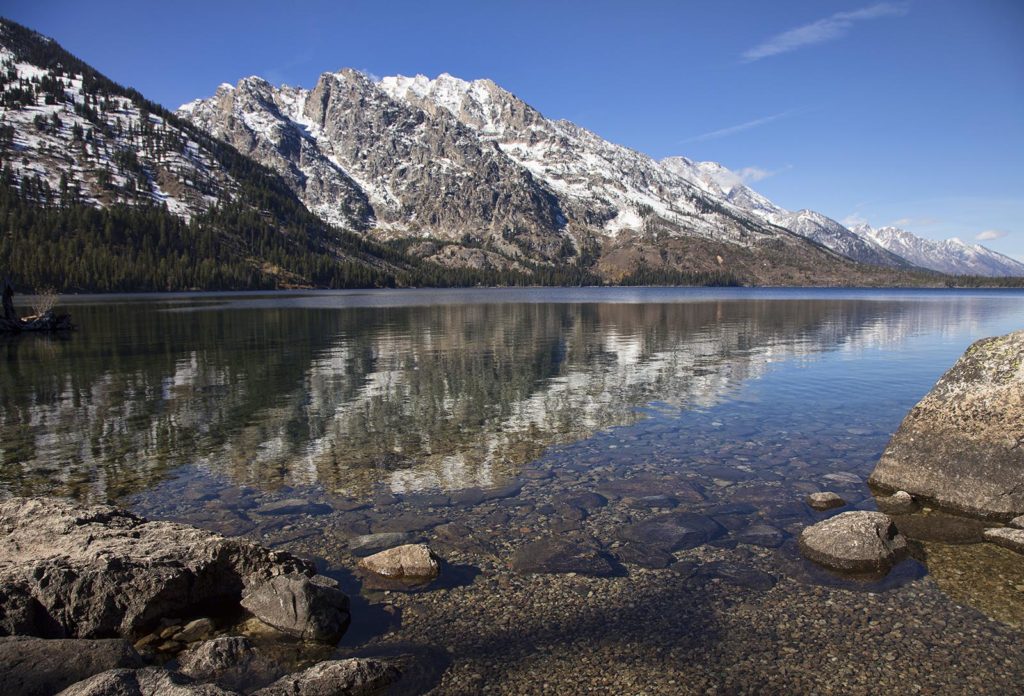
[850, 225, 1024, 277]
[183, 71, 901, 283]
[660, 157, 910, 268]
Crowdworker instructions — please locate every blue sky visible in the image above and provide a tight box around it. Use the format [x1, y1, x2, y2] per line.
[5, 1, 1023, 259]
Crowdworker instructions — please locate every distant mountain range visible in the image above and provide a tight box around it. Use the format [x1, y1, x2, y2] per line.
[0, 18, 1020, 291]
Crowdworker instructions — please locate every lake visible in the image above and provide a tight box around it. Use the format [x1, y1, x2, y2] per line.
[2, 287, 1023, 693]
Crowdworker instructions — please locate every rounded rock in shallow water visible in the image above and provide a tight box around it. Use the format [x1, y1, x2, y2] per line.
[875, 490, 918, 515]
[806, 492, 846, 511]
[358, 543, 440, 581]
[799, 511, 908, 575]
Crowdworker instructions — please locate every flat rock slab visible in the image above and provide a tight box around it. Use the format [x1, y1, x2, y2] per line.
[510, 539, 617, 577]
[983, 527, 1024, 554]
[0, 497, 313, 639]
[254, 658, 399, 696]
[799, 511, 908, 575]
[596, 478, 704, 504]
[736, 524, 786, 548]
[612, 542, 675, 569]
[0, 637, 142, 696]
[240, 575, 350, 643]
[700, 562, 777, 591]
[358, 544, 440, 581]
[869, 330, 1024, 519]
[617, 512, 725, 552]
[347, 532, 416, 557]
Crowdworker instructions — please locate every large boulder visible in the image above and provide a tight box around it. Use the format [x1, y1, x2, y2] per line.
[240, 575, 350, 643]
[799, 511, 908, 575]
[0, 636, 142, 696]
[868, 331, 1024, 520]
[253, 658, 399, 696]
[0, 497, 314, 639]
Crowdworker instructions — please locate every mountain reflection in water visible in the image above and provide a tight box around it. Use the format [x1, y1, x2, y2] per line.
[0, 290, 1019, 501]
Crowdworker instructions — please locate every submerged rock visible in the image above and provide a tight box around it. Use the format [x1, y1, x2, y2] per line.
[0, 637, 142, 696]
[240, 575, 350, 643]
[357, 544, 440, 581]
[799, 511, 908, 575]
[736, 523, 786, 548]
[510, 539, 617, 577]
[806, 492, 845, 511]
[254, 658, 399, 696]
[0, 497, 313, 639]
[983, 527, 1024, 555]
[617, 512, 725, 552]
[869, 330, 1024, 519]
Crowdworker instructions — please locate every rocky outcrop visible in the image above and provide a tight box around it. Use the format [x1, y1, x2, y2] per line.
[869, 331, 1024, 520]
[0, 637, 142, 696]
[799, 512, 908, 575]
[0, 497, 315, 639]
[240, 575, 350, 643]
[254, 659, 400, 696]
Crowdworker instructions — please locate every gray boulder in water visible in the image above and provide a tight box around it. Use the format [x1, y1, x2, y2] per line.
[799, 511, 908, 574]
[869, 330, 1024, 520]
[0, 497, 315, 639]
[240, 575, 350, 643]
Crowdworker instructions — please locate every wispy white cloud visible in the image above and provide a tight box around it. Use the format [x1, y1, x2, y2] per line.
[680, 111, 794, 144]
[742, 3, 909, 62]
[976, 229, 1008, 241]
[891, 216, 940, 227]
[736, 165, 791, 184]
[841, 213, 870, 228]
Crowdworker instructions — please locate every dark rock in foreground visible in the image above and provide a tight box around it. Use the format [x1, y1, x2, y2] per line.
[240, 575, 350, 643]
[0, 497, 315, 639]
[799, 511, 908, 575]
[0, 636, 142, 696]
[177, 637, 284, 692]
[56, 666, 235, 695]
[254, 658, 400, 696]
[869, 330, 1024, 520]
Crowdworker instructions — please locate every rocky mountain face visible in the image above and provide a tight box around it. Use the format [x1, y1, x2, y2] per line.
[850, 224, 1024, 277]
[183, 71, 911, 283]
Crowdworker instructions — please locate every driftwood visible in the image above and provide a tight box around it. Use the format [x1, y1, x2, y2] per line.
[0, 279, 75, 333]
